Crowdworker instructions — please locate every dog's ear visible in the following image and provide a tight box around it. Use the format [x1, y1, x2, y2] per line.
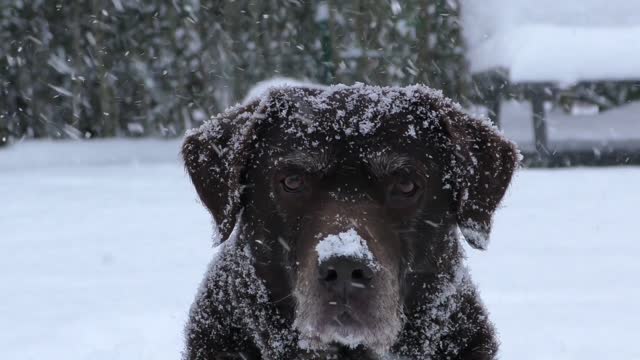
[442, 113, 520, 250]
[181, 101, 263, 243]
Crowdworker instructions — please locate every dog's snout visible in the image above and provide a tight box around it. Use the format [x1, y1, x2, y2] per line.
[318, 258, 374, 291]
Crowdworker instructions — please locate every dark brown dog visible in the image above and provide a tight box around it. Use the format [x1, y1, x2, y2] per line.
[182, 84, 519, 360]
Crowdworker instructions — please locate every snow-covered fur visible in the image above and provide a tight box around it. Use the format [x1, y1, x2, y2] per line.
[184, 222, 299, 359]
[185, 224, 495, 359]
[182, 84, 519, 359]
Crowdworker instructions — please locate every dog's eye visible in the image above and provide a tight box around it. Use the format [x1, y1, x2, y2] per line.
[282, 174, 304, 192]
[395, 179, 416, 195]
[386, 177, 421, 208]
[391, 178, 418, 196]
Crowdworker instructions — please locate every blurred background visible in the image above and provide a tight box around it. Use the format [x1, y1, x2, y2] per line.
[2, 0, 639, 165]
[1, 1, 639, 360]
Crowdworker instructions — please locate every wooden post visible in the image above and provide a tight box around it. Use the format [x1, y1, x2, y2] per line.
[318, 4, 333, 84]
[531, 88, 549, 156]
[471, 70, 506, 129]
[488, 92, 501, 129]
[0, 118, 9, 146]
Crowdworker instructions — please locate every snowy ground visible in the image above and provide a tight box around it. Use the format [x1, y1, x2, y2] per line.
[2, 140, 639, 360]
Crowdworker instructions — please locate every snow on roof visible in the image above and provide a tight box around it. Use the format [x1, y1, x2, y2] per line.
[462, 0, 640, 83]
[469, 25, 640, 84]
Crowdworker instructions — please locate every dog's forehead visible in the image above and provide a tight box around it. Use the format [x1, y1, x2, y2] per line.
[251, 85, 458, 173]
[281, 91, 418, 137]
[260, 84, 455, 145]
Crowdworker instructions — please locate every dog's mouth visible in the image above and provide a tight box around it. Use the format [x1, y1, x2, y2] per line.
[333, 309, 359, 327]
[322, 303, 366, 330]
[297, 308, 371, 350]
[294, 291, 402, 352]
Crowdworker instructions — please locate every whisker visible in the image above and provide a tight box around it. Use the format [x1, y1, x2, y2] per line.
[363, 225, 375, 240]
[333, 316, 344, 327]
[277, 236, 290, 252]
[269, 293, 293, 304]
[254, 239, 271, 249]
[393, 228, 418, 234]
[424, 220, 442, 228]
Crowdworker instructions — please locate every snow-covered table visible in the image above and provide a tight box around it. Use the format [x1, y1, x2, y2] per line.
[462, 0, 640, 163]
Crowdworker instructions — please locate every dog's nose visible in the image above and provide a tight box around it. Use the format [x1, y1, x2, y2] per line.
[318, 257, 374, 292]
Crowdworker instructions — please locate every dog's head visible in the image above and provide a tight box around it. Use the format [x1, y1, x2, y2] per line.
[182, 85, 518, 353]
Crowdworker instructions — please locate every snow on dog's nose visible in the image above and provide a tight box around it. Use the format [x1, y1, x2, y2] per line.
[314, 228, 378, 267]
[315, 229, 379, 301]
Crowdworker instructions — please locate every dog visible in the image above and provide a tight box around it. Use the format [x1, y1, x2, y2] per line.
[181, 84, 519, 360]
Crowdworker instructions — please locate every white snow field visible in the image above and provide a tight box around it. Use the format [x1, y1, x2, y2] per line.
[1, 140, 639, 360]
